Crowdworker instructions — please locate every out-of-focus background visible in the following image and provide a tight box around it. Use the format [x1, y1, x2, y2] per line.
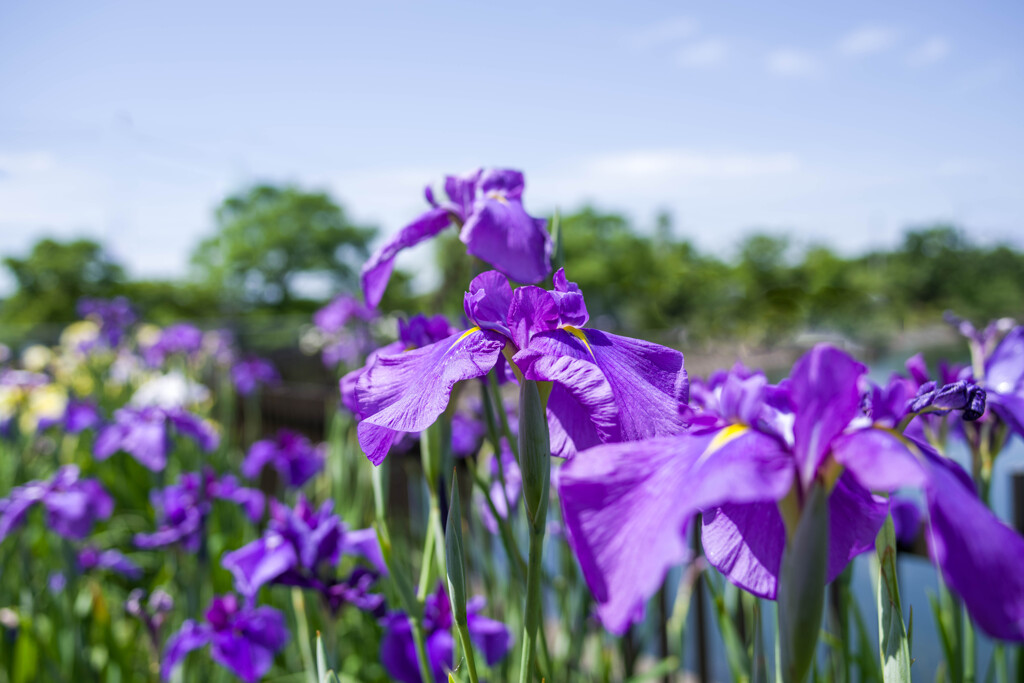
[2, 0, 1023, 364]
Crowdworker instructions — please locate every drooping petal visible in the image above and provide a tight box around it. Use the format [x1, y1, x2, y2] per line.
[986, 327, 1024, 396]
[362, 207, 452, 308]
[516, 328, 688, 447]
[211, 606, 288, 683]
[460, 199, 551, 285]
[545, 382, 604, 458]
[923, 446, 1024, 640]
[557, 428, 791, 633]
[790, 345, 865, 487]
[826, 473, 888, 580]
[355, 329, 505, 465]
[831, 427, 928, 492]
[467, 611, 513, 665]
[379, 613, 422, 683]
[702, 502, 786, 599]
[342, 527, 388, 575]
[221, 534, 298, 597]
[162, 621, 212, 681]
[989, 391, 1024, 438]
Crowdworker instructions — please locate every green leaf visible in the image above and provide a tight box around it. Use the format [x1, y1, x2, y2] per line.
[778, 483, 829, 683]
[874, 512, 912, 682]
[445, 471, 468, 625]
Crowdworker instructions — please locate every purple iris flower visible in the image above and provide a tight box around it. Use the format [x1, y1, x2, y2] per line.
[144, 323, 204, 366]
[230, 356, 279, 396]
[135, 470, 264, 552]
[558, 345, 1024, 640]
[127, 588, 174, 648]
[242, 430, 325, 489]
[78, 296, 137, 348]
[77, 546, 142, 579]
[162, 594, 288, 683]
[975, 325, 1024, 438]
[221, 496, 386, 611]
[314, 294, 376, 334]
[380, 584, 513, 683]
[0, 466, 113, 544]
[450, 411, 485, 458]
[64, 400, 102, 434]
[350, 269, 688, 464]
[889, 496, 922, 547]
[339, 313, 456, 419]
[94, 406, 219, 471]
[361, 169, 552, 308]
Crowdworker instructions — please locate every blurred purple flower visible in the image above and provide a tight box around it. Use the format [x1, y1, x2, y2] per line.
[221, 496, 385, 612]
[162, 594, 288, 683]
[242, 430, 324, 489]
[64, 400, 102, 434]
[144, 323, 204, 366]
[350, 269, 688, 465]
[0, 466, 113, 544]
[890, 496, 922, 546]
[127, 588, 175, 647]
[314, 294, 375, 334]
[361, 169, 552, 308]
[230, 356, 279, 396]
[77, 546, 142, 579]
[94, 406, 219, 471]
[380, 584, 512, 683]
[77, 296, 137, 347]
[477, 443, 521, 535]
[135, 470, 264, 552]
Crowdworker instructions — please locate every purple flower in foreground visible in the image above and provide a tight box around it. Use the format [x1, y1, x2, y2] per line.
[221, 496, 386, 612]
[135, 470, 264, 552]
[230, 356, 279, 396]
[77, 546, 142, 579]
[94, 406, 219, 471]
[242, 430, 324, 488]
[78, 297, 137, 348]
[162, 594, 288, 683]
[361, 169, 552, 307]
[350, 269, 688, 464]
[0, 466, 113, 544]
[380, 585, 512, 683]
[558, 345, 1024, 640]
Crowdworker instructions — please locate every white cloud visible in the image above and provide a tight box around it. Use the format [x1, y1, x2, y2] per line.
[907, 37, 950, 67]
[766, 49, 822, 77]
[837, 26, 898, 57]
[626, 17, 698, 50]
[674, 39, 729, 68]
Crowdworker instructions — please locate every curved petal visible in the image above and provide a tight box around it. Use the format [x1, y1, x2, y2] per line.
[343, 527, 388, 575]
[462, 271, 512, 337]
[986, 327, 1024, 396]
[702, 502, 786, 599]
[557, 428, 791, 633]
[924, 448, 1024, 640]
[460, 198, 551, 284]
[379, 613, 422, 683]
[827, 472, 888, 580]
[355, 329, 505, 465]
[516, 328, 688, 447]
[467, 612, 513, 665]
[362, 207, 452, 308]
[831, 427, 928, 492]
[221, 534, 298, 597]
[790, 345, 866, 487]
[546, 382, 604, 458]
[989, 391, 1024, 439]
[162, 621, 212, 681]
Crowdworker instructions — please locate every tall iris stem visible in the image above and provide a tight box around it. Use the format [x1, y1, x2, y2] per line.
[517, 380, 550, 683]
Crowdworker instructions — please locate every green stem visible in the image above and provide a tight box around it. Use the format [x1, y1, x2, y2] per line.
[964, 610, 976, 683]
[457, 622, 481, 683]
[417, 507, 438, 602]
[411, 616, 436, 683]
[518, 521, 547, 683]
[291, 588, 318, 683]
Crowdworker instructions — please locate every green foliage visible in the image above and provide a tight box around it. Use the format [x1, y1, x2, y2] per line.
[190, 184, 376, 309]
[0, 238, 124, 338]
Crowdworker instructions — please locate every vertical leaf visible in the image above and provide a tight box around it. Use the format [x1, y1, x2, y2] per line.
[874, 512, 912, 682]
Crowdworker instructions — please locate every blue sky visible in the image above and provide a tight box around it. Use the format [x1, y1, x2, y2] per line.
[2, 0, 1022, 290]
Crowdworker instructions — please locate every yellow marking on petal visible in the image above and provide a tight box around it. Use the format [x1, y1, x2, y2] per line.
[447, 326, 481, 353]
[706, 423, 749, 456]
[562, 325, 595, 359]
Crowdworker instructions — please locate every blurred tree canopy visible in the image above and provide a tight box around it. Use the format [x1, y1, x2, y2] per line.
[190, 184, 376, 310]
[0, 238, 125, 336]
[2, 193, 1023, 352]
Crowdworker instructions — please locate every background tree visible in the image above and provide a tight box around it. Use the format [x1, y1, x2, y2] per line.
[0, 238, 125, 339]
[191, 185, 376, 311]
